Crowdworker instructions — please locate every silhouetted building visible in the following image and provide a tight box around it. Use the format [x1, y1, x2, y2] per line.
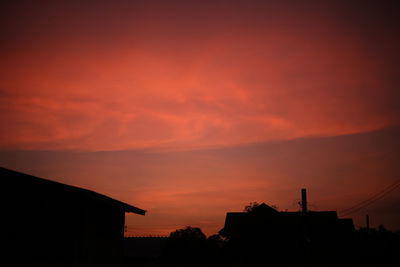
[1, 167, 146, 267]
[220, 203, 354, 239]
[219, 189, 355, 266]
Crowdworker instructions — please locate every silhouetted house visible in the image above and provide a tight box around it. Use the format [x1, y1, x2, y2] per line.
[219, 190, 355, 266]
[1, 167, 146, 266]
[220, 203, 354, 240]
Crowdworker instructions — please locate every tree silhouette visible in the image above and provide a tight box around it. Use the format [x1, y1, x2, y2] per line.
[243, 202, 259, 212]
[169, 226, 206, 241]
[161, 226, 208, 267]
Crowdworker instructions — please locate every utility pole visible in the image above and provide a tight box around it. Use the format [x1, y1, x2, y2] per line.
[301, 188, 308, 213]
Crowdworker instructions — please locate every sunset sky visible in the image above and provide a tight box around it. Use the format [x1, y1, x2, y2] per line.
[1, 0, 399, 235]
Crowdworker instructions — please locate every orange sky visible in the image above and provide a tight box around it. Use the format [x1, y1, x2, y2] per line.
[1, 0, 399, 235]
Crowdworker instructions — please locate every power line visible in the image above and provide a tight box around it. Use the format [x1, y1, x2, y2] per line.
[340, 179, 400, 214]
[341, 183, 400, 217]
[339, 179, 400, 217]
[340, 180, 400, 217]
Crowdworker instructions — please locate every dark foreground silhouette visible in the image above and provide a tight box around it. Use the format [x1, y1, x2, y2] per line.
[124, 225, 400, 267]
[126, 189, 399, 267]
[2, 167, 399, 266]
[1, 167, 145, 267]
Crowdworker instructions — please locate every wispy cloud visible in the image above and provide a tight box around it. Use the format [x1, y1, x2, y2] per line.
[1, 1, 399, 151]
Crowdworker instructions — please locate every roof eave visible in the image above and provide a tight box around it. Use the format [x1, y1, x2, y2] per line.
[125, 206, 146, 215]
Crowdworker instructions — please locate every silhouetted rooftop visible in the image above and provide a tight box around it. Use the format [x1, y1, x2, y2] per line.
[220, 203, 352, 237]
[0, 166, 146, 215]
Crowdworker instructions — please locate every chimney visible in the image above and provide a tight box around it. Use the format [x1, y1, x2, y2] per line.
[301, 188, 307, 213]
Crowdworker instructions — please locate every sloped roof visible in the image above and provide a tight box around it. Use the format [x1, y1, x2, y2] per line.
[252, 203, 279, 214]
[220, 203, 279, 236]
[0, 166, 146, 215]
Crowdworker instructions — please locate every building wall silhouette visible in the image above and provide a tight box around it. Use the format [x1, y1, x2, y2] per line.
[1, 167, 145, 266]
[219, 201, 355, 266]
